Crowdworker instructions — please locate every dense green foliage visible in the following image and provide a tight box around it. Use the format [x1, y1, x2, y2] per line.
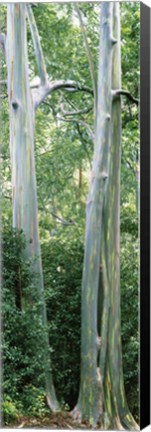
[42, 229, 83, 409]
[121, 235, 139, 420]
[2, 227, 49, 422]
[2, 221, 139, 421]
[1, 1, 139, 425]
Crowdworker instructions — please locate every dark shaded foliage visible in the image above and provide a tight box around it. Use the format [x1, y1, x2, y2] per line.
[2, 223, 138, 421]
[2, 226, 47, 421]
[42, 233, 83, 409]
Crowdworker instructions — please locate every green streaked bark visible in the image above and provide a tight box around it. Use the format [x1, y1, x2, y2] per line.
[6, 4, 59, 411]
[75, 3, 114, 425]
[100, 3, 138, 429]
[74, 3, 139, 429]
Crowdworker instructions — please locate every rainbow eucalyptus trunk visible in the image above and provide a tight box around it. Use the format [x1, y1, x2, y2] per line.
[99, 4, 138, 429]
[6, 4, 59, 411]
[75, 3, 139, 429]
[74, 3, 113, 425]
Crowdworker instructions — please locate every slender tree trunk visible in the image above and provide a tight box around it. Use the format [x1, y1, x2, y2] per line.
[6, 4, 59, 411]
[100, 5, 138, 429]
[74, 3, 113, 425]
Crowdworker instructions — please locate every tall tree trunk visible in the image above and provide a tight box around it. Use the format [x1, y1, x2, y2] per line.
[74, 3, 113, 425]
[6, 4, 59, 411]
[74, 3, 139, 429]
[100, 4, 138, 429]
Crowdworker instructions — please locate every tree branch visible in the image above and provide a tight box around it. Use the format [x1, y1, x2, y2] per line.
[60, 102, 92, 117]
[39, 203, 76, 226]
[33, 80, 93, 110]
[37, 150, 52, 157]
[55, 114, 94, 142]
[61, 96, 80, 111]
[43, 99, 93, 156]
[51, 212, 76, 225]
[112, 89, 139, 105]
[74, 4, 97, 115]
[26, 5, 47, 85]
[127, 160, 135, 175]
[76, 123, 92, 164]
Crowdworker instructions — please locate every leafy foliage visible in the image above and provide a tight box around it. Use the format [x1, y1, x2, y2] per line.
[121, 232, 139, 421]
[2, 226, 47, 419]
[2, 396, 22, 425]
[42, 228, 83, 409]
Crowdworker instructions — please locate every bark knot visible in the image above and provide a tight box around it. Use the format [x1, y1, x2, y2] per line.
[101, 171, 108, 180]
[12, 99, 19, 110]
[111, 37, 118, 45]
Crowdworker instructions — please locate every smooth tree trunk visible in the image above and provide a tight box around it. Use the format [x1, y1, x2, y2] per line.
[74, 3, 139, 429]
[74, 3, 113, 425]
[100, 4, 138, 429]
[6, 4, 59, 411]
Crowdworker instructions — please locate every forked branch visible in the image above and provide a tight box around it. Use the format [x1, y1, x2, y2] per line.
[33, 80, 93, 109]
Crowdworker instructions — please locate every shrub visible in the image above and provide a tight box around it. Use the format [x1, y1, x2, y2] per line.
[21, 385, 49, 417]
[3, 396, 23, 425]
[2, 225, 47, 421]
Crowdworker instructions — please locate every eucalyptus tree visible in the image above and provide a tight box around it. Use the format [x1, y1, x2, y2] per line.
[73, 2, 139, 429]
[4, 2, 93, 411]
[6, 3, 59, 411]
